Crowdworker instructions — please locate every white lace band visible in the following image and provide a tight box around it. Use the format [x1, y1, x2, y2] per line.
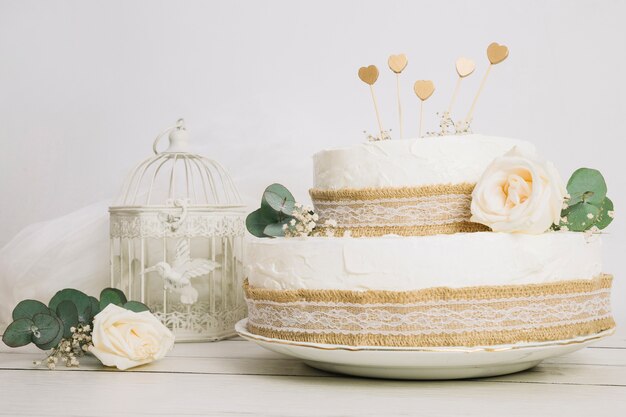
[244, 275, 615, 347]
[309, 184, 489, 237]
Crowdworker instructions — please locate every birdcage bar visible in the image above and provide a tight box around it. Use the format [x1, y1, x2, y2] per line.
[209, 235, 216, 314]
[127, 240, 133, 300]
[140, 239, 146, 303]
[162, 237, 168, 318]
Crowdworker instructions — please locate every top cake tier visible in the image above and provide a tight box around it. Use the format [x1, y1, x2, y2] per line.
[313, 134, 534, 190]
[309, 134, 535, 237]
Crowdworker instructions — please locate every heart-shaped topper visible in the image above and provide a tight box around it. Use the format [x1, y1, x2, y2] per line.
[414, 80, 435, 101]
[358, 65, 379, 85]
[455, 57, 475, 78]
[487, 42, 509, 65]
[388, 54, 408, 73]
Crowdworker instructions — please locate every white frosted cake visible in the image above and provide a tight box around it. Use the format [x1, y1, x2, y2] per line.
[243, 133, 615, 348]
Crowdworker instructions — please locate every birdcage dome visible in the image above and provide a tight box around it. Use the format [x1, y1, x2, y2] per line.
[114, 119, 243, 208]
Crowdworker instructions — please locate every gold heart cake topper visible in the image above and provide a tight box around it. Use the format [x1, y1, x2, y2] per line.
[455, 57, 476, 78]
[388, 54, 408, 74]
[413, 80, 435, 101]
[465, 42, 510, 123]
[487, 42, 509, 65]
[358, 65, 379, 85]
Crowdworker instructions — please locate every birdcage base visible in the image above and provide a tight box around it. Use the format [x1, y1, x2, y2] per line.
[150, 302, 247, 342]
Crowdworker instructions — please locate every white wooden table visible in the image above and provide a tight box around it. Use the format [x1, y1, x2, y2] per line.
[1, 330, 625, 417]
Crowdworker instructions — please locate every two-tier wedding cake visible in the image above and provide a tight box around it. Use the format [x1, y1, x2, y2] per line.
[242, 45, 615, 348]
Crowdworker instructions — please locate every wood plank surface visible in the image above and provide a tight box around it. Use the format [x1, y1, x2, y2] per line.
[0, 330, 624, 416]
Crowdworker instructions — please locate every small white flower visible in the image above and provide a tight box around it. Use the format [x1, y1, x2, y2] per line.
[608, 210, 615, 219]
[586, 213, 594, 219]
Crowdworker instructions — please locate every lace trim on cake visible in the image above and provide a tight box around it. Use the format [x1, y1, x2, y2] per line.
[244, 275, 615, 346]
[309, 185, 485, 236]
[313, 193, 472, 227]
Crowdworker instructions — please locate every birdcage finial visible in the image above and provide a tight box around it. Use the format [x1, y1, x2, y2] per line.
[153, 118, 190, 155]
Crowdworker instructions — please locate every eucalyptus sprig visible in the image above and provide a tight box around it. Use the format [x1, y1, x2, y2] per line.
[558, 168, 614, 232]
[246, 183, 297, 238]
[2, 288, 149, 356]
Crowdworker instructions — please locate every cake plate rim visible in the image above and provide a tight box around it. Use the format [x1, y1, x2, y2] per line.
[235, 318, 615, 380]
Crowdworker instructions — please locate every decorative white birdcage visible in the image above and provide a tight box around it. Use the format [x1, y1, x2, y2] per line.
[109, 119, 246, 342]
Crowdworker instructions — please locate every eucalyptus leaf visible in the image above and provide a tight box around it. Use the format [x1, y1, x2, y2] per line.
[12, 300, 51, 321]
[563, 202, 601, 232]
[246, 208, 279, 238]
[594, 197, 614, 230]
[263, 219, 292, 237]
[49, 289, 92, 323]
[566, 168, 607, 206]
[2, 318, 34, 347]
[34, 323, 64, 351]
[88, 296, 101, 318]
[123, 301, 150, 313]
[56, 300, 79, 338]
[99, 288, 127, 310]
[262, 183, 295, 215]
[31, 313, 63, 346]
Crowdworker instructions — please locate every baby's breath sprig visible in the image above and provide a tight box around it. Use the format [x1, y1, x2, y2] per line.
[426, 112, 472, 137]
[283, 203, 319, 237]
[364, 130, 392, 142]
[34, 324, 93, 370]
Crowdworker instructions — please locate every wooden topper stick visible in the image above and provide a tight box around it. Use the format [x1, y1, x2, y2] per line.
[413, 80, 435, 138]
[358, 65, 384, 138]
[465, 42, 509, 123]
[448, 57, 475, 114]
[388, 54, 408, 138]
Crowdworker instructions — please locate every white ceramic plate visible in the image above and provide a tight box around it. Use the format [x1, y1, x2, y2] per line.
[235, 319, 614, 380]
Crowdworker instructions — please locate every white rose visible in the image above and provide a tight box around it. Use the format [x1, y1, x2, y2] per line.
[470, 147, 567, 234]
[89, 304, 174, 370]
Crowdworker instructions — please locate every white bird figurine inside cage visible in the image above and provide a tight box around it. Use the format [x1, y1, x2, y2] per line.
[145, 239, 220, 305]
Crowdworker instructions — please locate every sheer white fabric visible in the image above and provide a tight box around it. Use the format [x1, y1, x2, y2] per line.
[0, 200, 111, 328]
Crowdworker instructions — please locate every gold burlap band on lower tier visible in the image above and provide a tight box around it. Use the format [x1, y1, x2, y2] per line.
[244, 275, 615, 347]
[309, 183, 489, 237]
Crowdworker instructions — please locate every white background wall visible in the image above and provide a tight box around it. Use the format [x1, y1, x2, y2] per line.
[1, 0, 625, 321]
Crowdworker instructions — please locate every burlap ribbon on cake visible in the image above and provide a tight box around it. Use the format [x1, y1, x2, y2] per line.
[244, 275, 615, 347]
[310, 183, 489, 237]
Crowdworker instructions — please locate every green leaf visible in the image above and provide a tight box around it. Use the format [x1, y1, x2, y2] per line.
[263, 218, 292, 237]
[88, 296, 101, 318]
[49, 289, 92, 323]
[2, 318, 35, 348]
[34, 315, 64, 350]
[123, 301, 150, 313]
[595, 197, 615, 230]
[563, 202, 601, 232]
[246, 208, 279, 238]
[12, 300, 51, 321]
[99, 288, 127, 310]
[31, 313, 63, 346]
[262, 183, 295, 215]
[34, 325, 64, 351]
[567, 168, 607, 206]
[56, 300, 79, 339]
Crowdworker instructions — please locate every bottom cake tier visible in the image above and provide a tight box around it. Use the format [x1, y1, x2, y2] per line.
[244, 232, 614, 346]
